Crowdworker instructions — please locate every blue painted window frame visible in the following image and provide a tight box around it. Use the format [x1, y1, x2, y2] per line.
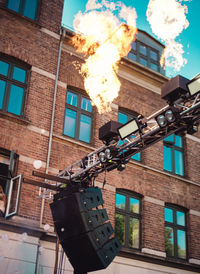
[0, 56, 29, 117]
[163, 134, 184, 176]
[63, 89, 93, 144]
[118, 110, 141, 162]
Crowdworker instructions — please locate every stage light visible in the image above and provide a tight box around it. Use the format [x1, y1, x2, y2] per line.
[105, 149, 111, 160]
[165, 109, 175, 123]
[118, 119, 139, 140]
[156, 114, 167, 127]
[156, 108, 176, 128]
[99, 152, 106, 162]
[161, 75, 189, 104]
[187, 73, 200, 97]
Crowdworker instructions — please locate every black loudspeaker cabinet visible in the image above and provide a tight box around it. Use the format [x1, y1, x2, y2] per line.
[50, 187, 121, 272]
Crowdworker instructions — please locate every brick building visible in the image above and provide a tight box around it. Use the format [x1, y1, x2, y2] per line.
[0, 0, 200, 273]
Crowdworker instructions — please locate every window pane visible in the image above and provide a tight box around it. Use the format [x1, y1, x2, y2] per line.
[139, 45, 147, 56]
[0, 61, 9, 76]
[129, 218, 139, 248]
[150, 62, 159, 72]
[7, 84, 24, 115]
[79, 114, 91, 143]
[164, 134, 174, 143]
[177, 230, 186, 259]
[175, 135, 182, 147]
[81, 97, 92, 112]
[163, 145, 172, 172]
[116, 193, 126, 210]
[64, 108, 77, 138]
[131, 153, 141, 161]
[131, 41, 136, 51]
[115, 213, 125, 245]
[24, 0, 38, 20]
[177, 211, 185, 226]
[165, 227, 174, 256]
[128, 51, 136, 61]
[150, 50, 158, 61]
[165, 208, 173, 223]
[67, 91, 77, 107]
[0, 80, 6, 109]
[174, 150, 184, 176]
[13, 66, 26, 83]
[139, 57, 147, 66]
[129, 197, 139, 213]
[7, 0, 20, 12]
[118, 112, 128, 124]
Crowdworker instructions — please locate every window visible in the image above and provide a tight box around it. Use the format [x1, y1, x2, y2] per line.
[127, 40, 161, 74]
[0, 149, 19, 218]
[163, 134, 184, 176]
[7, 0, 40, 20]
[64, 90, 93, 143]
[165, 205, 187, 260]
[115, 190, 141, 249]
[0, 56, 30, 117]
[118, 110, 141, 161]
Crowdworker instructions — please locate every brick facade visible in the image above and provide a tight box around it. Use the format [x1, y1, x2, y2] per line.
[0, 0, 200, 273]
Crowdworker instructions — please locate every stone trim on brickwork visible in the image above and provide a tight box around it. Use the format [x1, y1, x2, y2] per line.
[117, 69, 161, 95]
[40, 27, 60, 40]
[186, 134, 200, 143]
[143, 196, 164, 206]
[31, 66, 67, 88]
[189, 209, 200, 217]
[27, 125, 49, 137]
[189, 258, 200, 265]
[128, 160, 200, 187]
[141, 248, 166, 258]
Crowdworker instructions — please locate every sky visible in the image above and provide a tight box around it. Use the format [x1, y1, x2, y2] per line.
[62, 0, 199, 80]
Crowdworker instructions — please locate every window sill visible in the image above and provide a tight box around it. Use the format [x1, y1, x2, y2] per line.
[119, 248, 200, 272]
[0, 110, 30, 126]
[0, 5, 41, 28]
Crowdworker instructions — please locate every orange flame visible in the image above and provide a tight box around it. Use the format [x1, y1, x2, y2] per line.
[71, 2, 137, 113]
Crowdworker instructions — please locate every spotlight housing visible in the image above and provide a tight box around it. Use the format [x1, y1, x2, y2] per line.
[161, 75, 189, 104]
[186, 73, 200, 97]
[118, 119, 139, 140]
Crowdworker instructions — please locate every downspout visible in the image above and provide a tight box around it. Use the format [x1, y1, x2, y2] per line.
[40, 27, 66, 227]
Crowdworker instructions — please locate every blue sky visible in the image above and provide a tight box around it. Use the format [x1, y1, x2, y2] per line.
[62, 0, 199, 80]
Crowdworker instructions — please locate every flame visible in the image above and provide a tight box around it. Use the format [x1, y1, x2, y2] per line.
[71, 1, 137, 113]
[147, 0, 189, 72]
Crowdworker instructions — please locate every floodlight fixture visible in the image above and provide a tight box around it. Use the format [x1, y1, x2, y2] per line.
[118, 119, 139, 140]
[187, 73, 200, 97]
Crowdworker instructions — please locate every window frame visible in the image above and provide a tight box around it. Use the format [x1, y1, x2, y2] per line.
[127, 40, 161, 74]
[163, 134, 185, 176]
[6, 0, 41, 21]
[164, 204, 188, 261]
[0, 54, 30, 118]
[63, 88, 93, 144]
[115, 189, 142, 250]
[118, 108, 141, 162]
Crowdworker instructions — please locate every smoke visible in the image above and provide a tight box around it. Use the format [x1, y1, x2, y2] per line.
[147, 0, 189, 72]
